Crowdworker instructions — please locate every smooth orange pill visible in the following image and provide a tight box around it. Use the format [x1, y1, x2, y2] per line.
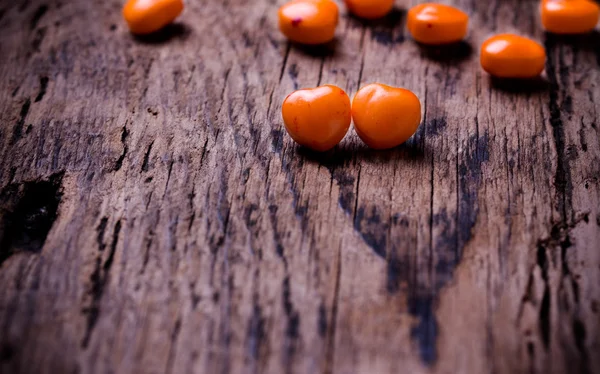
[344, 0, 394, 19]
[352, 84, 421, 150]
[407, 3, 469, 44]
[278, 0, 339, 45]
[480, 34, 546, 78]
[282, 85, 351, 151]
[123, 0, 184, 35]
[541, 0, 599, 34]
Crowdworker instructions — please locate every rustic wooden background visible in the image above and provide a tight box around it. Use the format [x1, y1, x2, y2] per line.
[0, 0, 599, 373]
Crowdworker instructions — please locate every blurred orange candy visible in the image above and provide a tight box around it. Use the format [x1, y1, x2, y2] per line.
[352, 84, 421, 150]
[278, 0, 339, 44]
[282, 85, 351, 151]
[407, 3, 469, 44]
[480, 34, 546, 78]
[541, 0, 599, 34]
[344, 0, 394, 20]
[123, 0, 184, 35]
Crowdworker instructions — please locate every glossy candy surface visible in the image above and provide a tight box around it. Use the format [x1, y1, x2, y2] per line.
[282, 85, 351, 151]
[352, 84, 421, 150]
[480, 34, 546, 78]
[278, 0, 339, 44]
[407, 3, 469, 44]
[344, 0, 394, 20]
[123, 0, 184, 35]
[541, 0, 599, 34]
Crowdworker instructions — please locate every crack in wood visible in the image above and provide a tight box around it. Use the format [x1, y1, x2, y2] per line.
[165, 317, 182, 374]
[10, 99, 31, 145]
[29, 4, 47, 30]
[95, 217, 108, 251]
[0, 172, 63, 267]
[31, 27, 46, 52]
[141, 140, 154, 172]
[278, 43, 291, 83]
[533, 213, 590, 364]
[34, 76, 48, 102]
[324, 245, 341, 374]
[246, 271, 266, 369]
[545, 35, 574, 222]
[114, 126, 129, 172]
[81, 219, 121, 348]
[281, 275, 300, 372]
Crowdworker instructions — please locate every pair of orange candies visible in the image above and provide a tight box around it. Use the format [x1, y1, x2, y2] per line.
[283, 84, 421, 151]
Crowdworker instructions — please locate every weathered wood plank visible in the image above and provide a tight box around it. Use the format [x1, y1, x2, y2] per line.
[0, 0, 598, 373]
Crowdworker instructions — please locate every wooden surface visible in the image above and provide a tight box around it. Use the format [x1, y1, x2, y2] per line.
[0, 0, 599, 373]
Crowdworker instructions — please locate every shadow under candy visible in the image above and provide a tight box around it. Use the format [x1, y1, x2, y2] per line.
[489, 76, 550, 94]
[290, 38, 339, 58]
[295, 136, 429, 169]
[133, 23, 191, 45]
[417, 40, 473, 63]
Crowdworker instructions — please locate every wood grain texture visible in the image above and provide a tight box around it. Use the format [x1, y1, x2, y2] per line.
[0, 0, 599, 373]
